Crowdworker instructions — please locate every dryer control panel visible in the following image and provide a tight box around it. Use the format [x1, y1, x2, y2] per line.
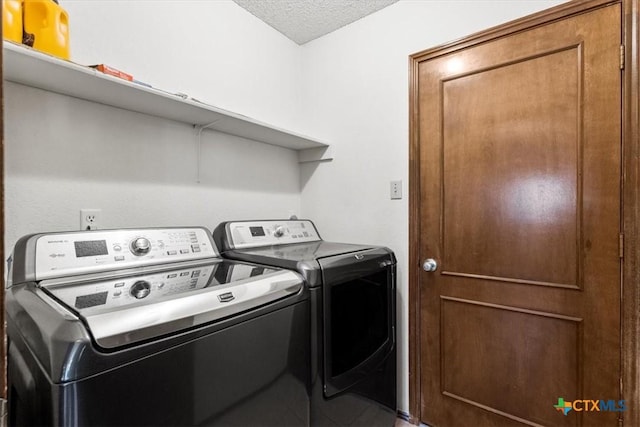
[225, 220, 321, 249]
[27, 227, 217, 281]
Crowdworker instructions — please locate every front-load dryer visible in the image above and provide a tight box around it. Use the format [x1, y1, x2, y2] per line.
[213, 219, 397, 427]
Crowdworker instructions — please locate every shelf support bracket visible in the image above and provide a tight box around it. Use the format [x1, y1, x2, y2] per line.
[194, 120, 222, 183]
[298, 146, 334, 163]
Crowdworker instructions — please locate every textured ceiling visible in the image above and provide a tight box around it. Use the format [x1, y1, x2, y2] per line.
[233, 0, 399, 45]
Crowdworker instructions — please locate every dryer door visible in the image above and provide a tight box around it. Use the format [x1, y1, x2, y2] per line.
[319, 248, 396, 397]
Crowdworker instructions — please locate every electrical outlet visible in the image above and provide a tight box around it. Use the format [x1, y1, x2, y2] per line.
[390, 180, 402, 200]
[80, 209, 101, 230]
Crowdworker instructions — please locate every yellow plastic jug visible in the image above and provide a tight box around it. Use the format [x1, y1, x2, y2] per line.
[2, 0, 23, 43]
[23, 0, 70, 60]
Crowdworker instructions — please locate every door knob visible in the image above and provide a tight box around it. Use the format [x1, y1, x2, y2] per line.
[422, 258, 438, 272]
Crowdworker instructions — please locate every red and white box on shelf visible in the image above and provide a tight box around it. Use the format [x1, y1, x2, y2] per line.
[90, 64, 133, 81]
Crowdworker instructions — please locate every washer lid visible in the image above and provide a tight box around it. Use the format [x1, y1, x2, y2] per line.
[42, 260, 303, 349]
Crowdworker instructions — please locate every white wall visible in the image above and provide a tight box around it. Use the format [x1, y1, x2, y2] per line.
[298, 0, 566, 413]
[62, 0, 304, 132]
[4, 0, 304, 251]
[4, 83, 302, 250]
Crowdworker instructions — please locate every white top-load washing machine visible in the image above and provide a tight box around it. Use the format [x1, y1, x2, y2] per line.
[213, 219, 397, 427]
[6, 227, 310, 426]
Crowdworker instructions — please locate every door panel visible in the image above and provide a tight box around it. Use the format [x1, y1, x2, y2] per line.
[417, 4, 621, 426]
[441, 298, 581, 427]
[442, 47, 580, 288]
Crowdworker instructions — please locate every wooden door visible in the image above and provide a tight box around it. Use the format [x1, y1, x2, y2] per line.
[411, 2, 622, 426]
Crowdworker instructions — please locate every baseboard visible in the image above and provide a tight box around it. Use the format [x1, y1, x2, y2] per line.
[397, 410, 424, 426]
[0, 399, 7, 427]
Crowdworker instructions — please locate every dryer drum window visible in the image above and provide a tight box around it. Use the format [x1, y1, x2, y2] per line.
[329, 269, 391, 376]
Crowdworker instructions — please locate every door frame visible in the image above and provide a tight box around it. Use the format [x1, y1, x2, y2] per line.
[408, 0, 640, 425]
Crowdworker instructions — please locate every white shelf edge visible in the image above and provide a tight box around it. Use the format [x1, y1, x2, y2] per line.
[3, 41, 332, 158]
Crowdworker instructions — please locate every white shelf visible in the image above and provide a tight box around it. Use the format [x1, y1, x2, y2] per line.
[3, 41, 332, 162]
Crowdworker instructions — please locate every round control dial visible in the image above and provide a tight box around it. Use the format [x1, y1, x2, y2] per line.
[274, 226, 285, 238]
[130, 237, 151, 256]
[130, 280, 151, 299]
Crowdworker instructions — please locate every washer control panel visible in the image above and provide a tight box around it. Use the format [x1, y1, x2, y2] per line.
[227, 220, 321, 249]
[34, 227, 216, 280]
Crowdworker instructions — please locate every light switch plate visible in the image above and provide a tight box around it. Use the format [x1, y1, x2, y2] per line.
[390, 181, 402, 200]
